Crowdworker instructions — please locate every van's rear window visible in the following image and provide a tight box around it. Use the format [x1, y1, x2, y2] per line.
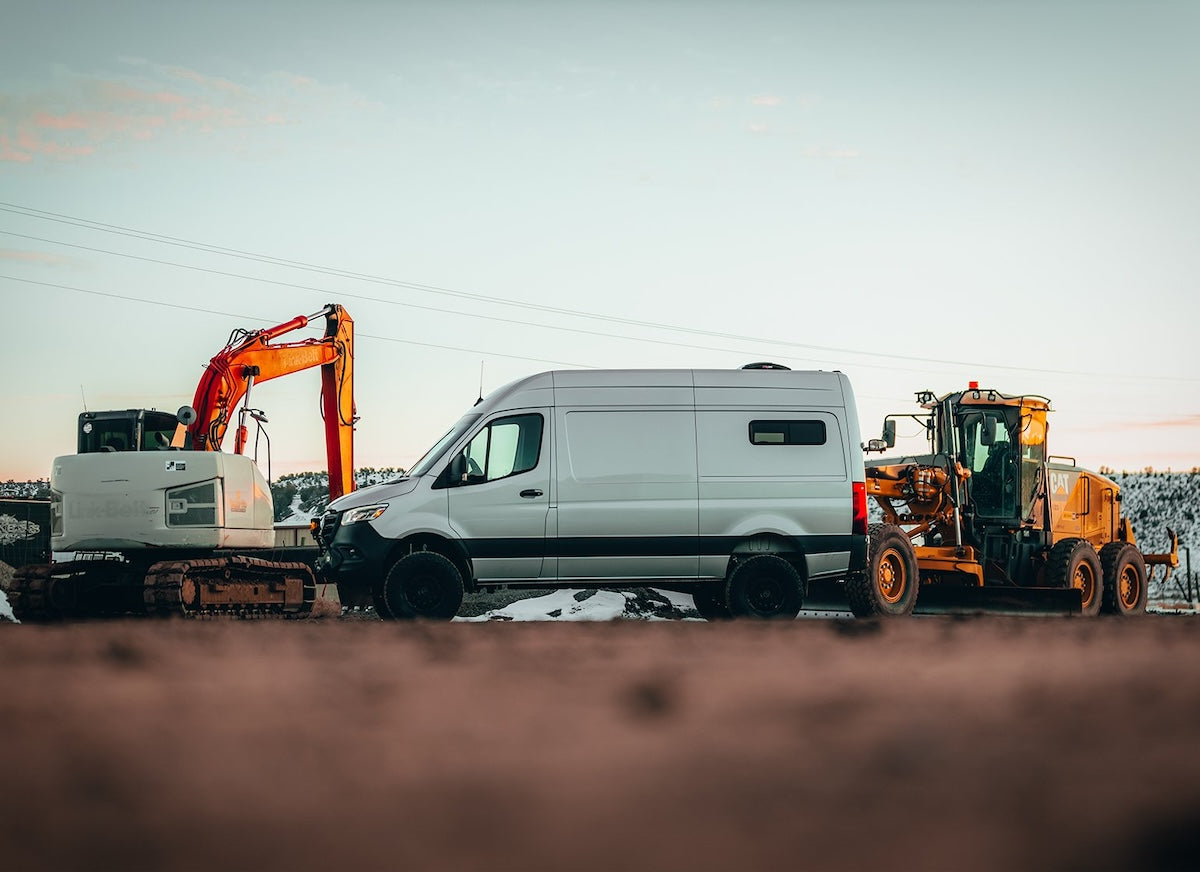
[749, 420, 827, 446]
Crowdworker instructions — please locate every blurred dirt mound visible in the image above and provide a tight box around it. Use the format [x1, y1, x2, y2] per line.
[1, 616, 1198, 871]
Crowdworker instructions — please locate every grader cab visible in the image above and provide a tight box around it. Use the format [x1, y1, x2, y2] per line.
[851, 384, 1178, 617]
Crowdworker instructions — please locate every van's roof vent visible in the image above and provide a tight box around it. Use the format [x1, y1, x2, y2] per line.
[741, 362, 791, 370]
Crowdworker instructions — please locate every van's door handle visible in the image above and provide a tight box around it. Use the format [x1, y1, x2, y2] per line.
[520, 489, 543, 498]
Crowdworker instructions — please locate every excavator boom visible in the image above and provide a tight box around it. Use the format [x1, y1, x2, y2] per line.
[188, 303, 356, 499]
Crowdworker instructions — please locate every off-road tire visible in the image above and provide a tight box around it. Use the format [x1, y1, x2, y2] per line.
[1099, 542, 1147, 616]
[725, 554, 803, 620]
[382, 551, 464, 621]
[371, 576, 394, 619]
[847, 524, 919, 618]
[692, 581, 733, 621]
[1045, 538, 1103, 617]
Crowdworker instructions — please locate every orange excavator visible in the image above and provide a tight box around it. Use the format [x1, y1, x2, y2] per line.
[8, 304, 356, 620]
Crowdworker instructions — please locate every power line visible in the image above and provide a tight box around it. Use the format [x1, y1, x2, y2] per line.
[0, 271, 980, 380]
[5, 270, 1152, 386]
[0, 232, 846, 368]
[0, 275, 594, 370]
[3, 201, 1193, 382]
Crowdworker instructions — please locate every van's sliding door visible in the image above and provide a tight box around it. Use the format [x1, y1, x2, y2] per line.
[554, 408, 699, 582]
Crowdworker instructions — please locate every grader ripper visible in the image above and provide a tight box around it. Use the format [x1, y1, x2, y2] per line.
[848, 384, 1178, 617]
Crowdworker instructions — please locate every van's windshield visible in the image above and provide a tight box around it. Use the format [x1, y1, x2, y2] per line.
[408, 413, 482, 478]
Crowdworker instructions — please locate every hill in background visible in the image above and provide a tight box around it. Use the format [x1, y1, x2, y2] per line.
[268, 467, 406, 522]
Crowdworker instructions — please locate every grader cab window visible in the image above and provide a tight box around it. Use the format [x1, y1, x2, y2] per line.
[962, 411, 1018, 519]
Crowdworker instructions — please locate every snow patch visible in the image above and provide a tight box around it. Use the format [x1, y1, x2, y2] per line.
[455, 589, 636, 622]
[0, 589, 18, 624]
[454, 588, 707, 622]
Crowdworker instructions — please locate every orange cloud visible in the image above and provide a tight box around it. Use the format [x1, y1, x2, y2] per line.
[0, 139, 32, 162]
[33, 112, 89, 130]
[0, 249, 79, 266]
[164, 66, 247, 97]
[1138, 415, 1200, 429]
[95, 81, 188, 105]
[3, 64, 364, 164]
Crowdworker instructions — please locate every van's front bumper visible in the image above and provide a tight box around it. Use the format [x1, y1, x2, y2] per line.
[314, 511, 392, 608]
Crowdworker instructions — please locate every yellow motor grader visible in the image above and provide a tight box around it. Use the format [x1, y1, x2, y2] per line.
[848, 383, 1178, 617]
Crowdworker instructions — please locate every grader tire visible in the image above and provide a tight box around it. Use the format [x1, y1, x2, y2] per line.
[847, 524, 919, 618]
[1045, 538, 1103, 617]
[1099, 542, 1147, 616]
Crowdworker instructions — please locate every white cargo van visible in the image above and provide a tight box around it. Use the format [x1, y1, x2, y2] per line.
[316, 366, 868, 620]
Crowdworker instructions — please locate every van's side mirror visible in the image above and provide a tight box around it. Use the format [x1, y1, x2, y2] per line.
[881, 419, 896, 448]
[448, 453, 467, 484]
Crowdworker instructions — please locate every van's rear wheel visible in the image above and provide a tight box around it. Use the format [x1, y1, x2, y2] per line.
[692, 582, 732, 621]
[726, 554, 803, 620]
[847, 524, 919, 617]
[382, 551, 464, 620]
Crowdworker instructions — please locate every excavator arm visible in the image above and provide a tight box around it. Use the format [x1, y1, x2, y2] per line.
[187, 304, 356, 499]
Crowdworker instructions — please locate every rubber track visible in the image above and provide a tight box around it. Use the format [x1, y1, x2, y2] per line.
[8, 560, 145, 622]
[144, 555, 316, 619]
[7, 557, 315, 621]
[8, 563, 52, 622]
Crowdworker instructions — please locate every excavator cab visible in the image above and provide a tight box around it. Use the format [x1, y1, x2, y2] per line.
[78, 409, 189, 454]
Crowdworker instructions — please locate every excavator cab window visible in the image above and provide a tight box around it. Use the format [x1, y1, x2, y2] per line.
[79, 413, 137, 454]
[79, 410, 190, 454]
[140, 411, 184, 450]
[962, 410, 1018, 519]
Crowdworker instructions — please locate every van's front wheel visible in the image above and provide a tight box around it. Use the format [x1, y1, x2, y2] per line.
[726, 554, 803, 620]
[382, 551, 464, 620]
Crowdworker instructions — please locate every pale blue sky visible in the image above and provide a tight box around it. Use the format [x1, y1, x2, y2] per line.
[2, 0, 1197, 479]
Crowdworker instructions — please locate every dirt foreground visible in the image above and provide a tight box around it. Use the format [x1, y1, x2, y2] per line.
[2, 615, 1199, 872]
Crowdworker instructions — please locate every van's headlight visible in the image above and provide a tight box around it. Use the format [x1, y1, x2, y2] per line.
[342, 504, 388, 524]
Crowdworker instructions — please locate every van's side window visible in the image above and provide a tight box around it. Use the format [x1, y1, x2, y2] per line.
[462, 413, 543, 483]
[749, 420, 827, 446]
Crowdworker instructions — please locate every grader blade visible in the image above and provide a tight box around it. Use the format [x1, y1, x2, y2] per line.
[801, 579, 1083, 616]
[911, 585, 1083, 616]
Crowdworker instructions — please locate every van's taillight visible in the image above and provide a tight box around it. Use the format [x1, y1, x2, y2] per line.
[852, 481, 867, 536]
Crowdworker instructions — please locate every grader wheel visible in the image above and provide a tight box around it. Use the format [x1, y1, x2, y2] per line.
[847, 524, 919, 618]
[1099, 542, 1148, 616]
[1046, 538, 1103, 617]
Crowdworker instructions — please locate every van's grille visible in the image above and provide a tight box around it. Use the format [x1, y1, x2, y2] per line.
[318, 511, 340, 548]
